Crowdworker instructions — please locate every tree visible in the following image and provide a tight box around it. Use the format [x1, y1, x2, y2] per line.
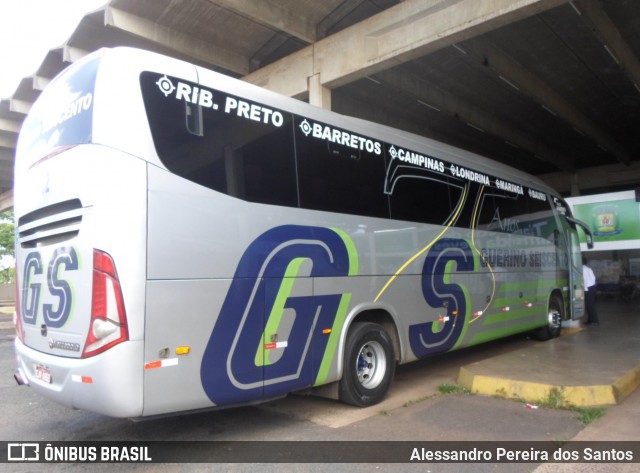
[0, 210, 15, 284]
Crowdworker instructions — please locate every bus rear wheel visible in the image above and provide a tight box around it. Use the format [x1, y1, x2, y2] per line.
[339, 322, 395, 407]
[536, 295, 563, 341]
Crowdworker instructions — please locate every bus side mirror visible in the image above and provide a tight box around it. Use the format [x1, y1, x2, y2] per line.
[585, 232, 594, 249]
[567, 216, 594, 249]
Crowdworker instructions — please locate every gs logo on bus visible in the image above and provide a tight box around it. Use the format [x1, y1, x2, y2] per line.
[201, 225, 356, 405]
[409, 238, 473, 358]
[22, 247, 79, 328]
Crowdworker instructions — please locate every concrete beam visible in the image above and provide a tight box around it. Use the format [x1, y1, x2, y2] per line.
[0, 148, 14, 162]
[249, 33, 290, 72]
[104, 6, 249, 75]
[245, 47, 314, 99]
[62, 45, 90, 64]
[244, 0, 569, 96]
[212, 0, 316, 43]
[36, 48, 67, 79]
[0, 174, 11, 186]
[9, 100, 31, 116]
[575, 0, 640, 92]
[541, 160, 640, 194]
[33, 75, 50, 91]
[0, 119, 20, 134]
[0, 169, 12, 186]
[0, 162, 13, 181]
[317, 0, 366, 40]
[0, 134, 17, 149]
[376, 67, 575, 171]
[0, 190, 13, 212]
[461, 37, 632, 165]
[13, 77, 39, 101]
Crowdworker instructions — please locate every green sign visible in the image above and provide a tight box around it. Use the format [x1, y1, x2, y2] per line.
[570, 195, 640, 248]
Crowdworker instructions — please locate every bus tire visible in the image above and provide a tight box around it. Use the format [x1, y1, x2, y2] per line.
[339, 322, 395, 407]
[536, 295, 563, 341]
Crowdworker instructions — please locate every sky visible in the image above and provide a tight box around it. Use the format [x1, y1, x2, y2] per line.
[0, 0, 106, 267]
[0, 0, 108, 100]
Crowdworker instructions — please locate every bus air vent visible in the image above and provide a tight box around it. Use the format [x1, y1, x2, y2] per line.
[18, 199, 84, 248]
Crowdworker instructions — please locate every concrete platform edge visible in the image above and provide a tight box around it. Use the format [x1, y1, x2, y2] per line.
[457, 363, 640, 407]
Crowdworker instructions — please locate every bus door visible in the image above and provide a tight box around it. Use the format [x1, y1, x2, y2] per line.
[567, 215, 594, 320]
[261, 275, 315, 399]
[259, 229, 353, 399]
[552, 197, 593, 320]
[551, 199, 575, 320]
[567, 225, 585, 319]
[211, 226, 351, 404]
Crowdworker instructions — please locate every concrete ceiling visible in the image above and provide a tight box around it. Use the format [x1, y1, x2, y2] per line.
[2, 0, 640, 210]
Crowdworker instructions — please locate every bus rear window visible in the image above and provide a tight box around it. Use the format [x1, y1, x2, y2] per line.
[17, 55, 99, 167]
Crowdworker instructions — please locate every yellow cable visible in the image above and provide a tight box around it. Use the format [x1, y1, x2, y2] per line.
[468, 186, 496, 325]
[374, 184, 469, 302]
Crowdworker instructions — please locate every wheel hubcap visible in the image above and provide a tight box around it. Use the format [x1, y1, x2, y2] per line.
[548, 308, 561, 330]
[356, 340, 386, 389]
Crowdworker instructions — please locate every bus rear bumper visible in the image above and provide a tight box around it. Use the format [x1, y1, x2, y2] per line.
[14, 338, 144, 418]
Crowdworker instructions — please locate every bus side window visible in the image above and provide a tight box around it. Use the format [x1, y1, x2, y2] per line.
[231, 116, 298, 207]
[476, 191, 531, 235]
[295, 119, 389, 218]
[475, 193, 497, 230]
[141, 72, 299, 208]
[388, 176, 456, 225]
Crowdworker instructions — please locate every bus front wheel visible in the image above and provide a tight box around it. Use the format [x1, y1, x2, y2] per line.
[339, 322, 395, 407]
[536, 295, 563, 341]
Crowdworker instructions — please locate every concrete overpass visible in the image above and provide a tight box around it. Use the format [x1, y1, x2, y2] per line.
[2, 0, 640, 211]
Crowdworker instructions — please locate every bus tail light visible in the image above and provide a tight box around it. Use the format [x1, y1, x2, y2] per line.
[83, 250, 129, 358]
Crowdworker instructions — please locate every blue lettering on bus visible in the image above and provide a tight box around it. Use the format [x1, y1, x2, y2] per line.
[22, 247, 79, 327]
[22, 252, 44, 325]
[201, 225, 353, 405]
[409, 238, 474, 357]
[43, 247, 79, 328]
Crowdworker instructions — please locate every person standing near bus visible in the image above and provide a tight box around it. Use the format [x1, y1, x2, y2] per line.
[583, 258, 599, 326]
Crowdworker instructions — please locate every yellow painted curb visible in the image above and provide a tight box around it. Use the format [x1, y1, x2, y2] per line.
[613, 365, 640, 402]
[456, 366, 640, 407]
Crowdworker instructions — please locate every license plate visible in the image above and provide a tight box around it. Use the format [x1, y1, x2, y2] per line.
[34, 365, 52, 384]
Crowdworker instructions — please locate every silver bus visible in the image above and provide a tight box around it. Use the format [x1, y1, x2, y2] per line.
[13, 47, 592, 418]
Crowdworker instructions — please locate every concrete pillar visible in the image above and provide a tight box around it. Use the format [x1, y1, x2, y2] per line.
[308, 73, 331, 110]
[0, 190, 12, 212]
[570, 173, 581, 196]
